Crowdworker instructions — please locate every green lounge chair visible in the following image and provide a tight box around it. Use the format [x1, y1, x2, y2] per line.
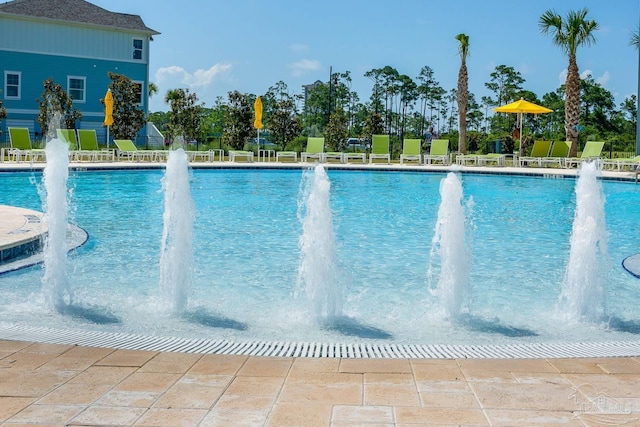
[423, 139, 450, 165]
[564, 141, 605, 168]
[301, 137, 325, 163]
[114, 139, 154, 161]
[539, 140, 571, 168]
[276, 150, 298, 162]
[519, 140, 552, 167]
[77, 129, 113, 162]
[369, 134, 390, 164]
[455, 152, 479, 166]
[7, 127, 45, 162]
[603, 154, 640, 171]
[228, 150, 254, 162]
[400, 138, 422, 165]
[55, 129, 78, 150]
[477, 153, 506, 167]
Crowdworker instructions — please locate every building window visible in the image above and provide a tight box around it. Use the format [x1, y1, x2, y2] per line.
[4, 71, 21, 99]
[68, 76, 86, 102]
[133, 81, 143, 105]
[133, 38, 143, 60]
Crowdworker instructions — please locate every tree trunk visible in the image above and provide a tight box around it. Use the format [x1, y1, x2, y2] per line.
[565, 54, 581, 157]
[457, 61, 468, 154]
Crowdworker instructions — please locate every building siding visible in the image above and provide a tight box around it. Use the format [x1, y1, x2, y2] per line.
[0, 4, 155, 146]
[0, 16, 150, 63]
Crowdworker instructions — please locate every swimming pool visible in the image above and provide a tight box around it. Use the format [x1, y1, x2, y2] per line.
[1, 167, 639, 351]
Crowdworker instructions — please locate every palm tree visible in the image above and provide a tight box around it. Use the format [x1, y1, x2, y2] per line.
[455, 33, 469, 154]
[630, 25, 640, 49]
[539, 8, 598, 157]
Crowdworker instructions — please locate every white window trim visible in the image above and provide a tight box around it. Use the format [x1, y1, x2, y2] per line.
[4, 71, 21, 100]
[67, 75, 86, 103]
[133, 80, 144, 106]
[133, 37, 144, 61]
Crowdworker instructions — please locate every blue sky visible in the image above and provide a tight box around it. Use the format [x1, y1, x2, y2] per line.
[91, 0, 640, 113]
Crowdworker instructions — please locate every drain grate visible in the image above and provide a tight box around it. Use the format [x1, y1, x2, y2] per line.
[1, 324, 639, 359]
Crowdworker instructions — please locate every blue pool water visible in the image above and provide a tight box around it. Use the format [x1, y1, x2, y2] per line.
[1, 168, 639, 346]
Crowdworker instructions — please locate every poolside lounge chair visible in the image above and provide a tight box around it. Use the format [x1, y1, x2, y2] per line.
[276, 150, 298, 162]
[400, 139, 422, 165]
[301, 137, 325, 163]
[564, 141, 605, 168]
[455, 153, 479, 166]
[57, 128, 84, 161]
[6, 127, 45, 162]
[423, 139, 450, 165]
[369, 135, 390, 164]
[77, 129, 114, 162]
[519, 140, 552, 167]
[476, 153, 506, 167]
[343, 146, 366, 164]
[324, 148, 344, 163]
[228, 150, 254, 162]
[114, 139, 155, 161]
[539, 140, 571, 168]
[603, 155, 640, 171]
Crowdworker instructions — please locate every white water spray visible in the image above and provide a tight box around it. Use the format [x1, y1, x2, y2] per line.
[296, 165, 342, 321]
[159, 148, 193, 313]
[558, 161, 608, 322]
[41, 136, 71, 311]
[428, 172, 471, 318]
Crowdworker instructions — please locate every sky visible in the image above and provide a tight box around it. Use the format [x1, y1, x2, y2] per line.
[90, 0, 640, 113]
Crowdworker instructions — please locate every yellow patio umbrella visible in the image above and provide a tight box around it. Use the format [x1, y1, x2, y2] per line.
[103, 88, 114, 148]
[253, 96, 264, 150]
[494, 98, 553, 154]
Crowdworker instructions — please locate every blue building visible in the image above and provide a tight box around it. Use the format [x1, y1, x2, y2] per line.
[0, 0, 159, 146]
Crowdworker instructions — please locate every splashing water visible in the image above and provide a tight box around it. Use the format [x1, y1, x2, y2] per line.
[159, 148, 193, 313]
[296, 165, 342, 321]
[428, 172, 472, 319]
[558, 161, 608, 322]
[41, 137, 71, 311]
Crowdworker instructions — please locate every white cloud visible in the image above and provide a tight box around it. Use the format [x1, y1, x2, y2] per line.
[559, 69, 567, 84]
[150, 63, 232, 111]
[597, 71, 610, 85]
[155, 63, 232, 89]
[580, 69, 593, 79]
[289, 43, 309, 53]
[288, 59, 321, 77]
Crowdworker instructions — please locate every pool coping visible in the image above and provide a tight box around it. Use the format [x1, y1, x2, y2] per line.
[0, 159, 638, 183]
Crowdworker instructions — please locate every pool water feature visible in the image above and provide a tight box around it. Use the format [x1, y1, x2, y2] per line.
[159, 148, 193, 313]
[41, 137, 71, 311]
[1, 168, 640, 348]
[428, 172, 472, 319]
[559, 162, 608, 322]
[296, 165, 342, 321]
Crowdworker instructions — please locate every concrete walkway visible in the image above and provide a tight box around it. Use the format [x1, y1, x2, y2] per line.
[1, 340, 640, 426]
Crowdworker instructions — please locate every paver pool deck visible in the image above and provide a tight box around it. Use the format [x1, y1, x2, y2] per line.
[1, 160, 640, 425]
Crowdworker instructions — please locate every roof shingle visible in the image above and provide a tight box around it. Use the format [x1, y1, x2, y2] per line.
[0, 0, 159, 34]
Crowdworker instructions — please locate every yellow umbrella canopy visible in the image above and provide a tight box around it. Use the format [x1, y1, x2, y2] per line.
[494, 98, 553, 114]
[103, 88, 114, 126]
[253, 96, 263, 130]
[494, 98, 553, 153]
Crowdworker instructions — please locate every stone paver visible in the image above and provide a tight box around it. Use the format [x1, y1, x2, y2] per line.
[1, 339, 640, 425]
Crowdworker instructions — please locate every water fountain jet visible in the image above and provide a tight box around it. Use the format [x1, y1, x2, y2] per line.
[558, 161, 608, 322]
[41, 133, 71, 311]
[159, 145, 193, 313]
[296, 165, 342, 321]
[428, 172, 471, 319]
